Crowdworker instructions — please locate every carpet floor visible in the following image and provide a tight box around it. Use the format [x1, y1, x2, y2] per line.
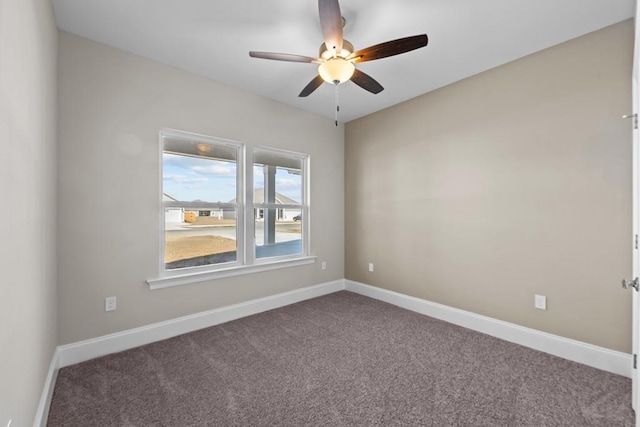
[48, 291, 634, 426]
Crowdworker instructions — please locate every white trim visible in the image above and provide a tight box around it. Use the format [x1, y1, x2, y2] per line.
[147, 256, 316, 289]
[33, 348, 59, 427]
[631, 1, 640, 416]
[345, 280, 632, 378]
[40, 278, 631, 427]
[243, 144, 253, 266]
[57, 280, 344, 368]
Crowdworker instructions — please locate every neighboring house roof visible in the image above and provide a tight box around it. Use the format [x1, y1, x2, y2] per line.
[255, 189, 299, 205]
[164, 190, 299, 206]
[229, 188, 299, 205]
[163, 193, 228, 208]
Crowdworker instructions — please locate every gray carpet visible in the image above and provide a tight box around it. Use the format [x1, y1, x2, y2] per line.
[48, 291, 634, 426]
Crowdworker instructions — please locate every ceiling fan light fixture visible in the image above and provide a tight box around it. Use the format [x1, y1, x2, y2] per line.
[318, 58, 355, 84]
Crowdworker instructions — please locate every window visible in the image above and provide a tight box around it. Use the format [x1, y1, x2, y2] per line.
[154, 129, 311, 287]
[253, 148, 304, 260]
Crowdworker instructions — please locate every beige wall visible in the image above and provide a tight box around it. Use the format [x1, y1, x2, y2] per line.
[0, 0, 58, 425]
[57, 32, 344, 345]
[345, 21, 633, 352]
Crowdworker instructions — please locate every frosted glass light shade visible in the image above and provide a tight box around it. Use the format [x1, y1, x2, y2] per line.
[318, 58, 355, 84]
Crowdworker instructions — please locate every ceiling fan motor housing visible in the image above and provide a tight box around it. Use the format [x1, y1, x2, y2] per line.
[319, 40, 354, 59]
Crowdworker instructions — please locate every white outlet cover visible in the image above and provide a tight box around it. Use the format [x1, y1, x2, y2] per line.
[368, 263, 374, 272]
[105, 296, 117, 312]
[321, 261, 327, 270]
[534, 294, 547, 310]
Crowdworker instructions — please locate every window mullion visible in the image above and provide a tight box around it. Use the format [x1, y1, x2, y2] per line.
[303, 155, 310, 256]
[231, 144, 242, 266]
[244, 145, 256, 265]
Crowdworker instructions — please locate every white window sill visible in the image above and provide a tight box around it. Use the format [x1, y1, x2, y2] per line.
[147, 256, 317, 290]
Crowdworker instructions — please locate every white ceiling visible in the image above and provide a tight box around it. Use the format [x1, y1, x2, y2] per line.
[52, 0, 635, 123]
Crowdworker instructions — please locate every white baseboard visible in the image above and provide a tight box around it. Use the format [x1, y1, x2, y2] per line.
[345, 280, 632, 378]
[39, 278, 631, 427]
[33, 348, 59, 427]
[57, 279, 345, 368]
[35, 281, 343, 426]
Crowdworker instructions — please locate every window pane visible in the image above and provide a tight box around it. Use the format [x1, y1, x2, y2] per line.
[254, 208, 302, 259]
[162, 134, 239, 270]
[253, 150, 302, 205]
[163, 152, 237, 203]
[165, 209, 238, 269]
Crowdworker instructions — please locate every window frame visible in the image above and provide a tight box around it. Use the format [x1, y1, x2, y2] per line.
[250, 145, 309, 265]
[148, 129, 314, 290]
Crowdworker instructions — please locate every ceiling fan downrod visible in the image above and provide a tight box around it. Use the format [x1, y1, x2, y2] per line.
[334, 81, 340, 126]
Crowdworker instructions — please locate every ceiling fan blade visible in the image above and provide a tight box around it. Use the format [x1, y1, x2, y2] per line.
[348, 34, 428, 63]
[249, 52, 321, 63]
[350, 69, 384, 94]
[299, 75, 325, 97]
[318, 0, 343, 54]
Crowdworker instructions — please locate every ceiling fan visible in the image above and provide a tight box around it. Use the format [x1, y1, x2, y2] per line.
[249, 0, 428, 106]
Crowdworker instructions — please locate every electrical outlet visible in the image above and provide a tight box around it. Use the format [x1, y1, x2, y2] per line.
[321, 261, 327, 270]
[534, 294, 547, 310]
[105, 296, 117, 312]
[368, 263, 374, 272]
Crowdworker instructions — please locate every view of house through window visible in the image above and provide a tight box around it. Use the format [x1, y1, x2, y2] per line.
[253, 149, 303, 259]
[162, 134, 240, 270]
[161, 130, 307, 273]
